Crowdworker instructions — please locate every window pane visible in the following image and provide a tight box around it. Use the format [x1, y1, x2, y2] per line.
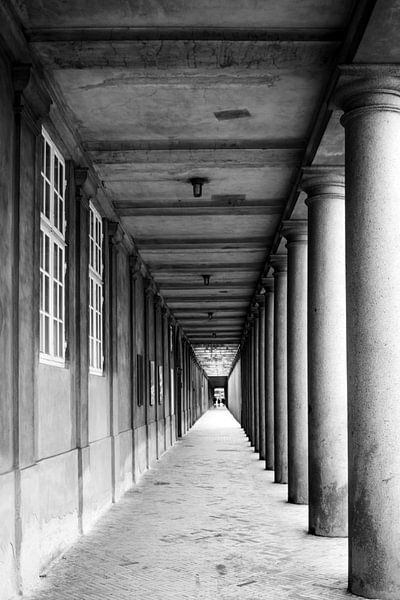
[40, 230, 43, 267]
[53, 244, 58, 279]
[44, 316, 49, 354]
[44, 275, 49, 312]
[45, 182, 50, 219]
[59, 286, 63, 321]
[54, 192, 58, 229]
[44, 235, 50, 272]
[59, 248, 63, 283]
[59, 163, 64, 196]
[53, 319, 58, 356]
[45, 142, 51, 178]
[54, 157, 59, 192]
[59, 322, 63, 357]
[53, 282, 58, 318]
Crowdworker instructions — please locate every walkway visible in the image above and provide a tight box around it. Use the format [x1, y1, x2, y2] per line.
[26, 408, 352, 600]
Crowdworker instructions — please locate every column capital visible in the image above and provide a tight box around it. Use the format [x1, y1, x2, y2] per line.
[255, 293, 265, 305]
[261, 276, 274, 292]
[251, 302, 259, 318]
[281, 220, 308, 245]
[334, 65, 400, 125]
[281, 219, 308, 248]
[270, 254, 287, 275]
[301, 167, 345, 206]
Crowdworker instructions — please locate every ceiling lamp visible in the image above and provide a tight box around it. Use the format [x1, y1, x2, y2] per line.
[202, 274, 211, 286]
[190, 177, 206, 198]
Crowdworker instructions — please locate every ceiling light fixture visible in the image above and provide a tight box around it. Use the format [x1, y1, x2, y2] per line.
[202, 274, 210, 286]
[189, 177, 206, 198]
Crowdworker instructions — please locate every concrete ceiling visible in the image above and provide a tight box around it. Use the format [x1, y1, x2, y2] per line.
[14, 0, 390, 375]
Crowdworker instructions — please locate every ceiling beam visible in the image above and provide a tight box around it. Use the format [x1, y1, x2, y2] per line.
[90, 146, 303, 167]
[178, 316, 243, 322]
[29, 38, 340, 73]
[173, 307, 246, 314]
[115, 204, 282, 217]
[167, 295, 249, 303]
[160, 282, 252, 290]
[27, 27, 345, 43]
[138, 237, 271, 250]
[148, 262, 264, 273]
[188, 338, 240, 344]
[86, 138, 305, 152]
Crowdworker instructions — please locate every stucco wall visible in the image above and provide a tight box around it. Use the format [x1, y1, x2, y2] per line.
[228, 360, 242, 424]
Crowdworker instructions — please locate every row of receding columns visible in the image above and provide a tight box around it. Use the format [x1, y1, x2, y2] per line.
[238, 68, 400, 599]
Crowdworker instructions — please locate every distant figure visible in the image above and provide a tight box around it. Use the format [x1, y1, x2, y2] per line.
[213, 395, 217, 408]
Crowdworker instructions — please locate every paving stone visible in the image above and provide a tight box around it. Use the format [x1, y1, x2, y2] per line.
[24, 408, 356, 600]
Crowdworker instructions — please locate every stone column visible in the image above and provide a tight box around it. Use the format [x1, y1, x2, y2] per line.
[257, 294, 266, 460]
[281, 222, 308, 504]
[302, 168, 347, 537]
[248, 318, 255, 446]
[270, 255, 288, 484]
[335, 67, 400, 598]
[252, 303, 260, 453]
[263, 277, 275, 471]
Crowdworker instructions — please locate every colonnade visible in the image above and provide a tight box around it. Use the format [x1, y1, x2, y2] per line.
[237, 69, 400, 599]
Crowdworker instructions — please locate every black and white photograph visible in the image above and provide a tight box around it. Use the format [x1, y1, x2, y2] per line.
[0, 1, 398, 599]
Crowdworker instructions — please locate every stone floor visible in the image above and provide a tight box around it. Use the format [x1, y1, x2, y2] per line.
[25, 408, 356, 600]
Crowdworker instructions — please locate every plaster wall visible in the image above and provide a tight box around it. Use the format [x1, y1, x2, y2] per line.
[88, 374, 110, 442]
[116, 429, 133, 499]
[228, 360, 242, 423]
[20, 450, 79, 592]
[134, 424, 148, 480]
[0, 53, 14, 475]
[0, 471, 17, 599]
[148, 420, 158, 467]
[81, 436, 112, 533]
[37, 365, 73, 459]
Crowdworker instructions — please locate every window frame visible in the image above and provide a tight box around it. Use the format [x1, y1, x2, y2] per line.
[88, 201, 104, 375]
[39, 127, 67, 367]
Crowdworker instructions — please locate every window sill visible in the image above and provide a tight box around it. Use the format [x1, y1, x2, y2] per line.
[39, 354, 66, 368]
[89, 368, 104, 377]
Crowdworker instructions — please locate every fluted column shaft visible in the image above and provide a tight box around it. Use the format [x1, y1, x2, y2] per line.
[271, 256, 288, 484]
[336, 67, 400, 599]
[303, 170, 347, 537]
[282, 222, 308, 505]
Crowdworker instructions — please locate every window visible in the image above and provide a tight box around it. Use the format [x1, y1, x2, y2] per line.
[89, 202, 104, 374]
[40, 128, 66, 364]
